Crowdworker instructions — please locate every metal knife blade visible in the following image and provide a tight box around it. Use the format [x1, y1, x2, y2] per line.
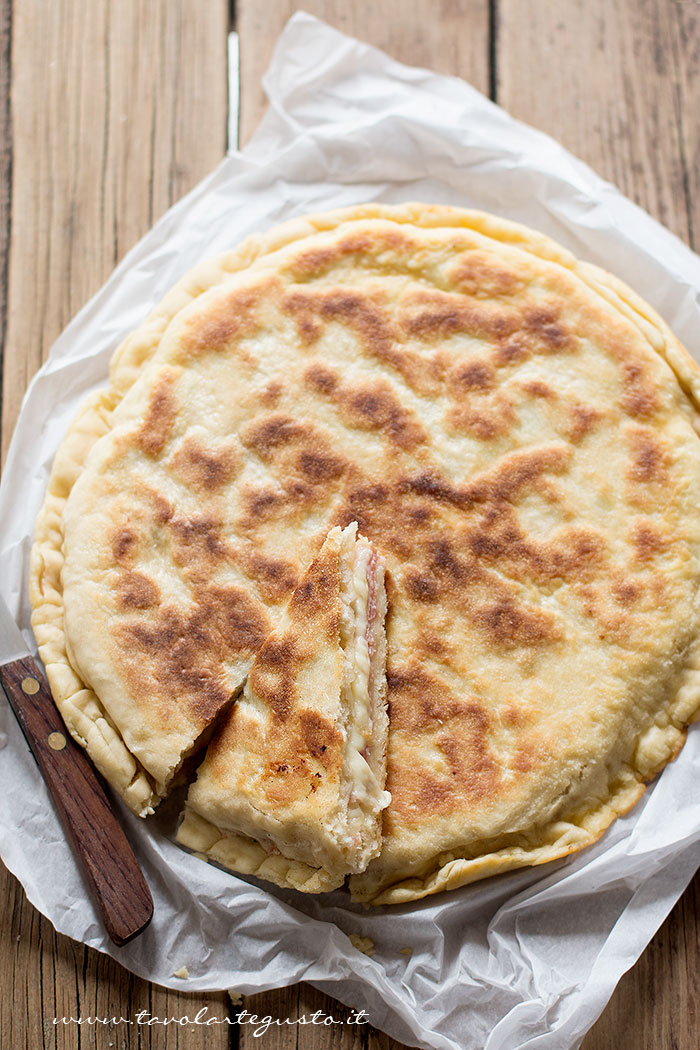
[0, 590, 153, 946]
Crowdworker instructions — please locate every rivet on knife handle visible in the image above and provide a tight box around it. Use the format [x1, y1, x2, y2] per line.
[0, 653, 154, 946]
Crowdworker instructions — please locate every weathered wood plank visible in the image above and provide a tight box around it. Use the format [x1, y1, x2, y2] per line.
[497, 3, 700, 1048]
[496, 0, 697, 246]
[1, 0, 229, 463]
[235, 6, 489, 1043]
[0, 0, 231, 1048]
[0, 861, 234, 1050]
[237, 0, 491, 144]
[0, 860, 235, 1050]
[2, 1, 700, 1049]
[581, 872, 700, 1050]
[235, 3, 489, 1045]
[668, 0, 700, 250]
[241, 981, 390, 1049]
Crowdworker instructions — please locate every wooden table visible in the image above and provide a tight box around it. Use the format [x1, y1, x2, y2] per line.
[1, 2, 699, 1047]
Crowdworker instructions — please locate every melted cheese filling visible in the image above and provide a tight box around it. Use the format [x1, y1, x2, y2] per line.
[338, 540, 390, 857]
[206, 536, 388, 875]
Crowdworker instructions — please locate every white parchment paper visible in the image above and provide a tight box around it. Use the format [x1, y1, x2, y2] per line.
[2, 13, 700, 1050]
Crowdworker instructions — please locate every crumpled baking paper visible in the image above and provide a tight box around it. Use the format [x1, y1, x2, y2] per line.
[2, 12, 700, 1050]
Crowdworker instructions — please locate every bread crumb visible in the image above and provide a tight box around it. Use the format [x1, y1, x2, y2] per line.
[227, 989, 243, 1006]
[349, 934, 375, 957]
[173, 966, 189, 979]
[399, 947, 413, 956]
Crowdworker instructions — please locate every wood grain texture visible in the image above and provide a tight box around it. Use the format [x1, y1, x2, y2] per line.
[235, 5, 489, 1044]
[496, 0, 698, 246]
[0, 0, 232, 1047]
[2, 0, 700, 1047]
[0, 0, 229, 463]
[241, 984, 371, 1050]
[0, 864, 232, 1050]
[0, 653, 153, 946]
[495, 5, 700, 1044]
[581, 875, 700, 1050]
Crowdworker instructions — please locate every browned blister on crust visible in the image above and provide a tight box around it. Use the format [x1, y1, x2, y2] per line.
[29, 203, 700, 900]
[178, 523, 390, 892]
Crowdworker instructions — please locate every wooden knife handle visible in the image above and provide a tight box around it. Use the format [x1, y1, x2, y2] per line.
[0, 654, 153, 946]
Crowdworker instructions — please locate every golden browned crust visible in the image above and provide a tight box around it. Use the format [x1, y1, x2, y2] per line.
[178, 524, 390, 890]
[30, 203, 700, 899]
[29, 213, 369, 814]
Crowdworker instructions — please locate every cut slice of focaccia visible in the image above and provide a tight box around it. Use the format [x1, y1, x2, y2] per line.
[176, 522, 390, 894]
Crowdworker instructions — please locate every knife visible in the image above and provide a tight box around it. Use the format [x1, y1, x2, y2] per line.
[0, 593, 153, 946]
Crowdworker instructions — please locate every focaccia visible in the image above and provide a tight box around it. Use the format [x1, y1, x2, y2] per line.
[177, 522, 389, 893]
[30, 202, 700, 903]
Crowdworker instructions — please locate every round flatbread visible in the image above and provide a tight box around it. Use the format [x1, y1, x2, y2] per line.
[31, 203, 700, 903]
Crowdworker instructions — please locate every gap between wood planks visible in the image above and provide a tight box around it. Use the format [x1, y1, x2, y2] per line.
[1, 3, 699, 1049]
